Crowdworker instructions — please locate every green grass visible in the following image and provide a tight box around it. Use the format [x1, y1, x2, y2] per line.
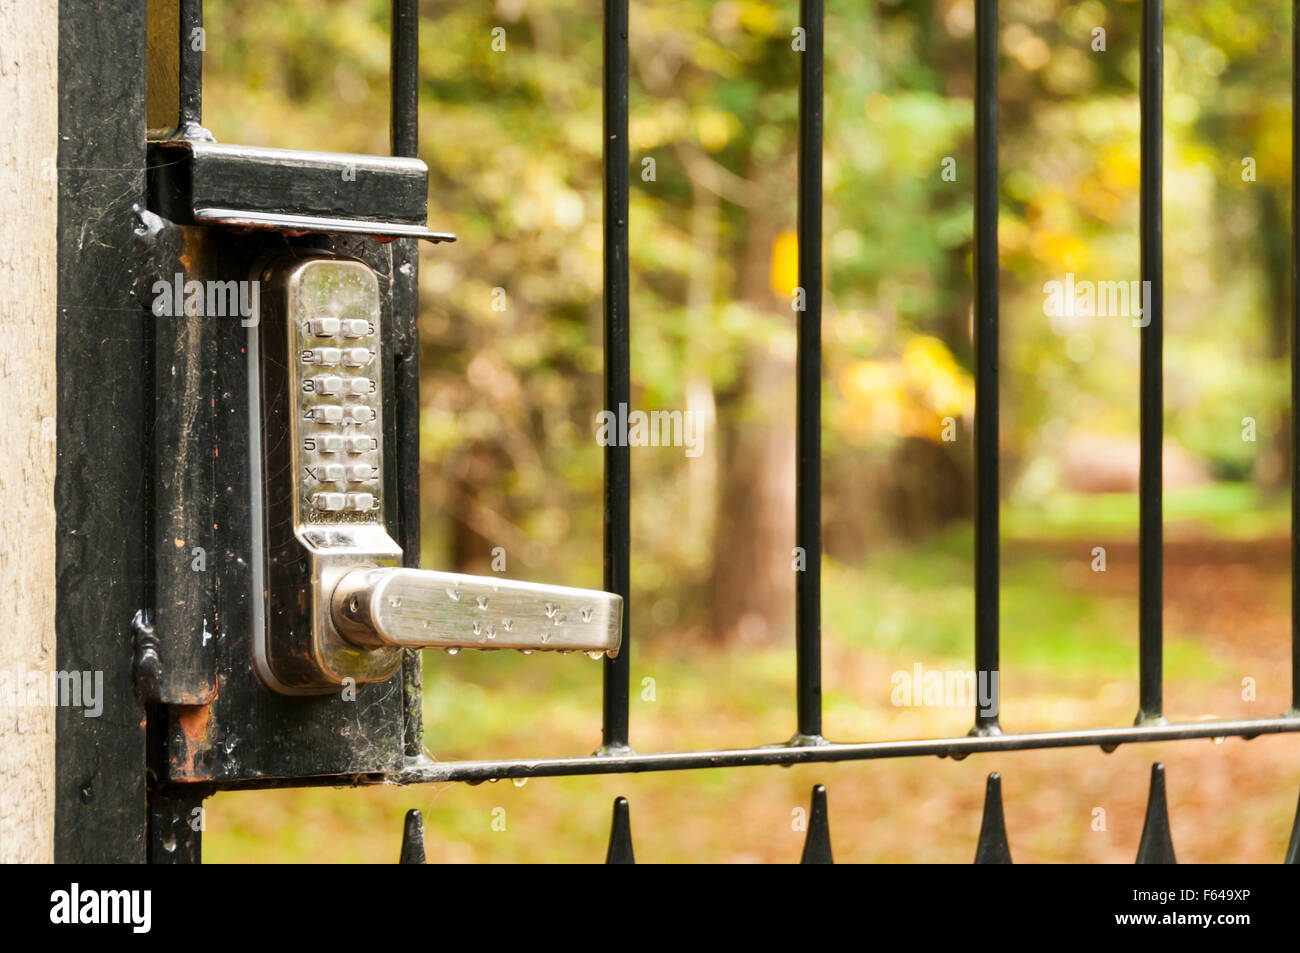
[204, 482, 1283, 862]
[824, 525, 1220, 684]
[1004, 483, 1288, 539]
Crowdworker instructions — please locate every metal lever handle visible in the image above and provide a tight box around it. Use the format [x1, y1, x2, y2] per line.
[332, 568, 623, 658]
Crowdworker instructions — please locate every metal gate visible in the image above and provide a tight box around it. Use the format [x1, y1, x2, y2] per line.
[51, 0, 1300, 864]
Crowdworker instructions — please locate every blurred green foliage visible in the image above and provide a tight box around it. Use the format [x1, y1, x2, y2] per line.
[203, 0, 1293, 638]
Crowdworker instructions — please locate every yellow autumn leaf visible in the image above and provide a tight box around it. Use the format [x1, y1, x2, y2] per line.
[1098, 142, 1140, 191]
[1032, 230, 1092, 271]
[844, 359, 904, 398]
[697, 109, 731, 153]
[902, 336, 974, 418]
[770, 229, 799, 297]
[839, 339, 974, 443]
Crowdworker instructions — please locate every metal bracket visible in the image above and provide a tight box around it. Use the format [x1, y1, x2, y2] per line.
[148, 141, 456, 243]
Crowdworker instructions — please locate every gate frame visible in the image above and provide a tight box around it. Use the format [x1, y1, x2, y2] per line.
[52, 0, 1300, 863]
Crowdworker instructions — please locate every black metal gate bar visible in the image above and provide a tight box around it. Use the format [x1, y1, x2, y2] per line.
[795, 0, 825, 742]
[973, 773, 1012, 863]
[1137, 0, 1165, 724]
[601, 0, 633, 754]
[391, 715, 1300, 784]
[800, 785, 833, 862]
[179, 0, 203, 135]
[1292, 0, 1300, 716]
[973, 0, 1001, 736]
[56, 0, 151, 861]
[391, 0, 424, 759]
[391, 1, 418, 158]
[1135, 763, 1177, 862]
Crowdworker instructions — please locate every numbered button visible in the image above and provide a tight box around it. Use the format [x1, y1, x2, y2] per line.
[313, 375, 344, 396]
[341, 319, 370, 338]
[346, 435, 377, 453]
[346, 406, 375, 424]
[318, 434, 345, 453]
[344, 492, 375, 512]
[346, 378, 372, 396]
[313, 348, 342, 366]
[315, 405, 344, 424]
[312, 492, 346, 512]
[308, 317, 341, 336]
[342, 348, 372, 367]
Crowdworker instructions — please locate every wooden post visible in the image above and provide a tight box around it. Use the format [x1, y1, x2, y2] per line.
[0, 0, 58, 863]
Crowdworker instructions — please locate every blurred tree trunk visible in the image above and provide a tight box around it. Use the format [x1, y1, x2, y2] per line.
[709, 190, 796, 645]
[631, 43, 798, 645]
[1256, 187, 1290, 490]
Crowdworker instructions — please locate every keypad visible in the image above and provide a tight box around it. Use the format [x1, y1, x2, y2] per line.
[295, 299, 382, 524]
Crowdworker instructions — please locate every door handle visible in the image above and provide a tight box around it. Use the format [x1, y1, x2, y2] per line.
[332, 568, 621, 657]
[251, 254, 621, 694]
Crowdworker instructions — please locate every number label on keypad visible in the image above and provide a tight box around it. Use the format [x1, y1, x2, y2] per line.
[286, 264, 384, 525]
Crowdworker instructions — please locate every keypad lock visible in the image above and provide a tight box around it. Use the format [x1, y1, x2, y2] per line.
[251, 256, 622, 694]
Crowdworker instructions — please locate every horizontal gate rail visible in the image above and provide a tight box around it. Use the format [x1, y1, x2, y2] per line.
[390, 717, 1300, 785]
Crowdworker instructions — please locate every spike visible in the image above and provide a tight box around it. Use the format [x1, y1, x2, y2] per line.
[399, 808, 426, 864]
[606, 796, 635, 864]
[1136, 763, 1177, 864]
[1285, 784, 1300, 864]
[800, 784, 833, 863]
[974, 772, 1013, 863]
